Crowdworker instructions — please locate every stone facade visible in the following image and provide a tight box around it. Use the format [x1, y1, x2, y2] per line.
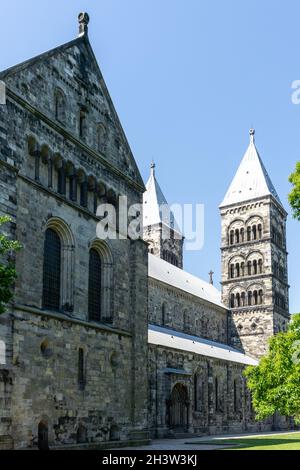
[148, 278, 227, 343]
[143, 224, 184, 269]
[0, 18, 148, 449]
[220, 194, 289, 359]
[0, 15, 291, 449]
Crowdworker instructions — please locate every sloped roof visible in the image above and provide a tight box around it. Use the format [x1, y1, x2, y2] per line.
[0, 19, 144, 189]
[143, 164, 182, 234]
[148, 253, 226, 309]
[220, 130, 282, 208]
[148, 324, 258, 366]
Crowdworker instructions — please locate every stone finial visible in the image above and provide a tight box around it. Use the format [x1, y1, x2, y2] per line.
[209, 270, 214, 285]
[249, 128, 255, 144]
[78, 12, 90, 37]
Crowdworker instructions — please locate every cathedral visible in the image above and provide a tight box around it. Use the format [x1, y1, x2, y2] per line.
[0, 14, 290, 449]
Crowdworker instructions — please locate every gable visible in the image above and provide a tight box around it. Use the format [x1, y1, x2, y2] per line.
[0, 35, 144, 188]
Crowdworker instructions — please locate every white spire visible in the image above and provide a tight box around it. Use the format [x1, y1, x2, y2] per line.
[220, 129, 282, 208]
[143, 163, 182, 234]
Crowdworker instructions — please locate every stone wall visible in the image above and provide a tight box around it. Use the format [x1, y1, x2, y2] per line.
[149, 278, 228, 344]
[143, 223, 184, 269]
[220, 197, 290, 358]
[148, 344, 274, 438]
[0, 31, 149, 449]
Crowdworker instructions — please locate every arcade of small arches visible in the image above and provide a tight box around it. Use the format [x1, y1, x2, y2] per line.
[53, 88, 134, 175]
[228, 220, 263, 246]
[230, 289, 264, 308]
[229, 257, 263, 279]
[27, 136, 120, 217]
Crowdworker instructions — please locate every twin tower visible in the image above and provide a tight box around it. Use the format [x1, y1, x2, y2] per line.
[144, 129, 290, 359]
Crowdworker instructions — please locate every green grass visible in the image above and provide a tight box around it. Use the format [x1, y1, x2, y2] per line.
[188, 432, 300, 450]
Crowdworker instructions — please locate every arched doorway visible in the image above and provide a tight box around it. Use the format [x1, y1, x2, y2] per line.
[38, 420, 49, 450]
[170, 383, 189, 430]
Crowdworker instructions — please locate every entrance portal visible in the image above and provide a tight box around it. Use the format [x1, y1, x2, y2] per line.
[170, 383, 189, 430]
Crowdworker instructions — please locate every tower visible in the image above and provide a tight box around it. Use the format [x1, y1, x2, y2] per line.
[143, 163, 184, 268]
[220, 130, 289, 359]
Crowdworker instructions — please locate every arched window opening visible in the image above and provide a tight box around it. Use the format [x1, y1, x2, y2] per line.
[28, 136, 41, 181]
[230, 294, 235, 308]
[97, 124, 107, 152]
[233, 380, 238, 413]
[58, 162, 67, 195]
[230, 264, 234, 279]
[258, 224, 262, 239]
[241, 292, 246, 307]
[248, 291, 252, 306]
[79, 109, 86, 138]
[215, 377, 219, 412]
[42, 228, 61, 311]
[109, 425, 120, 442]
[253, 260, 258, 275]
[258, 259, 263, 274]
[247, 261, 252, 276]
[258, 289, 263, 305]
[247, 226, 251, 241]
[194, 374, 199, 411]
[236, 293, 241, 307]
[230, 230, 234, 245]
[252, 225, 257, 240]
[88, 249, 102, 322]
[162, 303, 166, 326]
[55, 89, 66, 123]
[183, 310, 188, 331]
[77, 424, 87, 444]
[235, 229, 240, 244]
[241, 262, 245, 277]
[235, 263, 240, 278]
[253, 290, 258, 305]
[38, 421, 49, 450]
[78, 348, 85, 391]
[240, 228, 245, 243]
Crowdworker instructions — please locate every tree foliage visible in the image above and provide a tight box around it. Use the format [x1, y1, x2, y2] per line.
[289, 161, 300, 220]
[245, 314, 300, 423]
[0, 215, 21, 314]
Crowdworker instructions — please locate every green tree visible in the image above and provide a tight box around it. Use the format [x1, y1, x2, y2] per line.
[245, 314, 300, 423]
[289, 161, 300, 220]
[0, 215, 21, 314]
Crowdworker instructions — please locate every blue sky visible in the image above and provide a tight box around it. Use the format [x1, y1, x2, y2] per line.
[1, 0, 299, 313]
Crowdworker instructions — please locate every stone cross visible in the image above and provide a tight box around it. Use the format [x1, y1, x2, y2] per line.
[209, 270, 214, 285]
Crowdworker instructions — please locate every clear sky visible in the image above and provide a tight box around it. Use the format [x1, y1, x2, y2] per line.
[1, 0, 299, 313]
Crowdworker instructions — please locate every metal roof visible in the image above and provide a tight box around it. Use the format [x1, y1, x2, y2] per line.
[148, 253, 226, 309]
[148, 325, 258, 366]
[220, 130, 282, 208]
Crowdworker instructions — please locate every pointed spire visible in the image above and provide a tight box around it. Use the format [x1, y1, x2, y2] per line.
[220, 129, 283, 208]
[78, 12, 90, 37]
[143, 162, 182, 234]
